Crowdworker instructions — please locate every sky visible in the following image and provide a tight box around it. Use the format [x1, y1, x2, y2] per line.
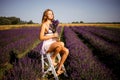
[0, 0, 120, 23]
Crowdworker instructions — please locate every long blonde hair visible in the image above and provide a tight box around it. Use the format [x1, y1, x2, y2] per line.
[41, 9, 54, 24]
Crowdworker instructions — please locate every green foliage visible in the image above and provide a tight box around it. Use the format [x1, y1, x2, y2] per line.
[80, 21, 84, 23]
[72, 21, 84, 24]
[0, 17, 11, 25]
[27, 20, 34, 24]
[8, 17, 20, 24]
[72, 21, 79, 24]
[0, 16, 35, 25]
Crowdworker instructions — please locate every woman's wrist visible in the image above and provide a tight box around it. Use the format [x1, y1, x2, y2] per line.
[52, 33, 56, 38]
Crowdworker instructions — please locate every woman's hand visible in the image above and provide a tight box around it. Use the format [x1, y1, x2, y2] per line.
[56, 37, 60, 42]
[53, 32, 60, 42]
[53, 32, 59, 38]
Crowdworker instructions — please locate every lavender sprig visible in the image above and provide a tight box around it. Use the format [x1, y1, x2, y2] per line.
[50, 20, 59, 33]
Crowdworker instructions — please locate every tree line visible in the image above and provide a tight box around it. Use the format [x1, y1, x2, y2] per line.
[0, 16, 35, 25]
[71, 21, 120, 24]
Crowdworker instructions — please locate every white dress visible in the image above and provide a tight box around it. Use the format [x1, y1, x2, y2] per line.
[40, 29, 56, 54]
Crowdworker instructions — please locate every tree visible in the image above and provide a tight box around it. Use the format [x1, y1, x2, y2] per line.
[72, 21, 79, 24]
[8, 17, 20, 24]
[0, 16, 34, 25]
[0, 17, 11, 25]
[27, 20, 34, 24]
[80, 21, 84, 23]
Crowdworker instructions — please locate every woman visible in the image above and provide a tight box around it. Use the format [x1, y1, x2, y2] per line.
[40, 9, 69, 76]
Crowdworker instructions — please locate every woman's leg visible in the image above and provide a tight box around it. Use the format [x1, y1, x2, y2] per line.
[47, 42, 64, 53]
[57, 47, 69, 75]
[47, 42, 64, 65]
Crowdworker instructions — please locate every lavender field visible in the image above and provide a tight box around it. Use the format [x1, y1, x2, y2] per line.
[0, 26, 120, 80]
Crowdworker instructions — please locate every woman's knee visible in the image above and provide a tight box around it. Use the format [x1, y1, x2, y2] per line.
[59, 42, 64, 47]
[63, 48, 69, 55]
[55, 45, 62, 52]
[66, 48, 69, 55]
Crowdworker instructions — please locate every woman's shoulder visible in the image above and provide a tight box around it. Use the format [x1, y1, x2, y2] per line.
[41, 22, 47, 26]
[41, 22, 47, 28]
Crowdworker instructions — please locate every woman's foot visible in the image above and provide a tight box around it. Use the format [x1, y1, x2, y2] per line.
[53, 62, 58, 66]
[52, 59, 58, 66]
[56, 69, 64, 76]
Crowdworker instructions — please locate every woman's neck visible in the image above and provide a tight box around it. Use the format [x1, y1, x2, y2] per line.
[46, 20, 52, 24]
[45, 20, 52, 28]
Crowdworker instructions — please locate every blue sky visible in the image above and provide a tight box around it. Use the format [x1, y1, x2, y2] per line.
[0, 0, 120, 23]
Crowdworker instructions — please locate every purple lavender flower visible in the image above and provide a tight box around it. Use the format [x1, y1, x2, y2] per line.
[52, 20, 59, 27]
[50, 20, 59, 33]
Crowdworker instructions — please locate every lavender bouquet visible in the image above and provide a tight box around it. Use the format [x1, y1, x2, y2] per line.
[50, 20, 59, 33]
[50, 20, 60, 41]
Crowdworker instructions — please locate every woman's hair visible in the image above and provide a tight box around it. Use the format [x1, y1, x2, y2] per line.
[41, 9, 54, 23]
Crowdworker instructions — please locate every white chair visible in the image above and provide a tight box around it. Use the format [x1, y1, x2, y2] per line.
[41, 52, 68, 80]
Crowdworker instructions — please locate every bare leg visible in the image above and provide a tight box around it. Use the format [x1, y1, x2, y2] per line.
[57, 47, 69, 75]
[51, 46, 62, 65]
[51, 46, 62, 61]
[46, 42, 64, 66]
[47, 42, 64, 53]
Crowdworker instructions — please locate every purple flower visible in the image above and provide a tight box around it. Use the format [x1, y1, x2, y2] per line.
[50, 20, 59, 33]
[52, 19, 59, 27]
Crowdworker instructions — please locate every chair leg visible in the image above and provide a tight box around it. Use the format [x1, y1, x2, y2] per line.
[46, 53, 59, 80]
[41, 54, 44, 73]
[41, 53, 68, 80]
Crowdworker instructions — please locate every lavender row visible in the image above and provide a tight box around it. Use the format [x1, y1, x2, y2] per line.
[0, 27, 39, 39]
[0, 29, 22, 39]
[0, 27, 40, 65]
[3, 51, 42, 80]
[76, 26, 120, 45]
[1, 27, 40, 54]
[1, 27, 41, 79]
[71, 27, 120, 59]
[0, 35, 26, 48]
[0, 28, 29, 42]
[63, 27, 116, 80]
[77, 26, 120, 37]
[102, 27, 120, 36]
[0, 27, 40, 48]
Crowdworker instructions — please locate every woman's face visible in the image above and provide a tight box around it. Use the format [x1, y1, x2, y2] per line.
[47, 11, 54, 20]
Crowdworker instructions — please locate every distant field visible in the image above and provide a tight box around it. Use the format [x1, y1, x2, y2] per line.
[0, 24, 40, 30]
[0, 23, 120, 30]
[60, 23, 120, 27]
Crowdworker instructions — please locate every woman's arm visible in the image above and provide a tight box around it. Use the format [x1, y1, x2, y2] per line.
[39, 23, 58, 41]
